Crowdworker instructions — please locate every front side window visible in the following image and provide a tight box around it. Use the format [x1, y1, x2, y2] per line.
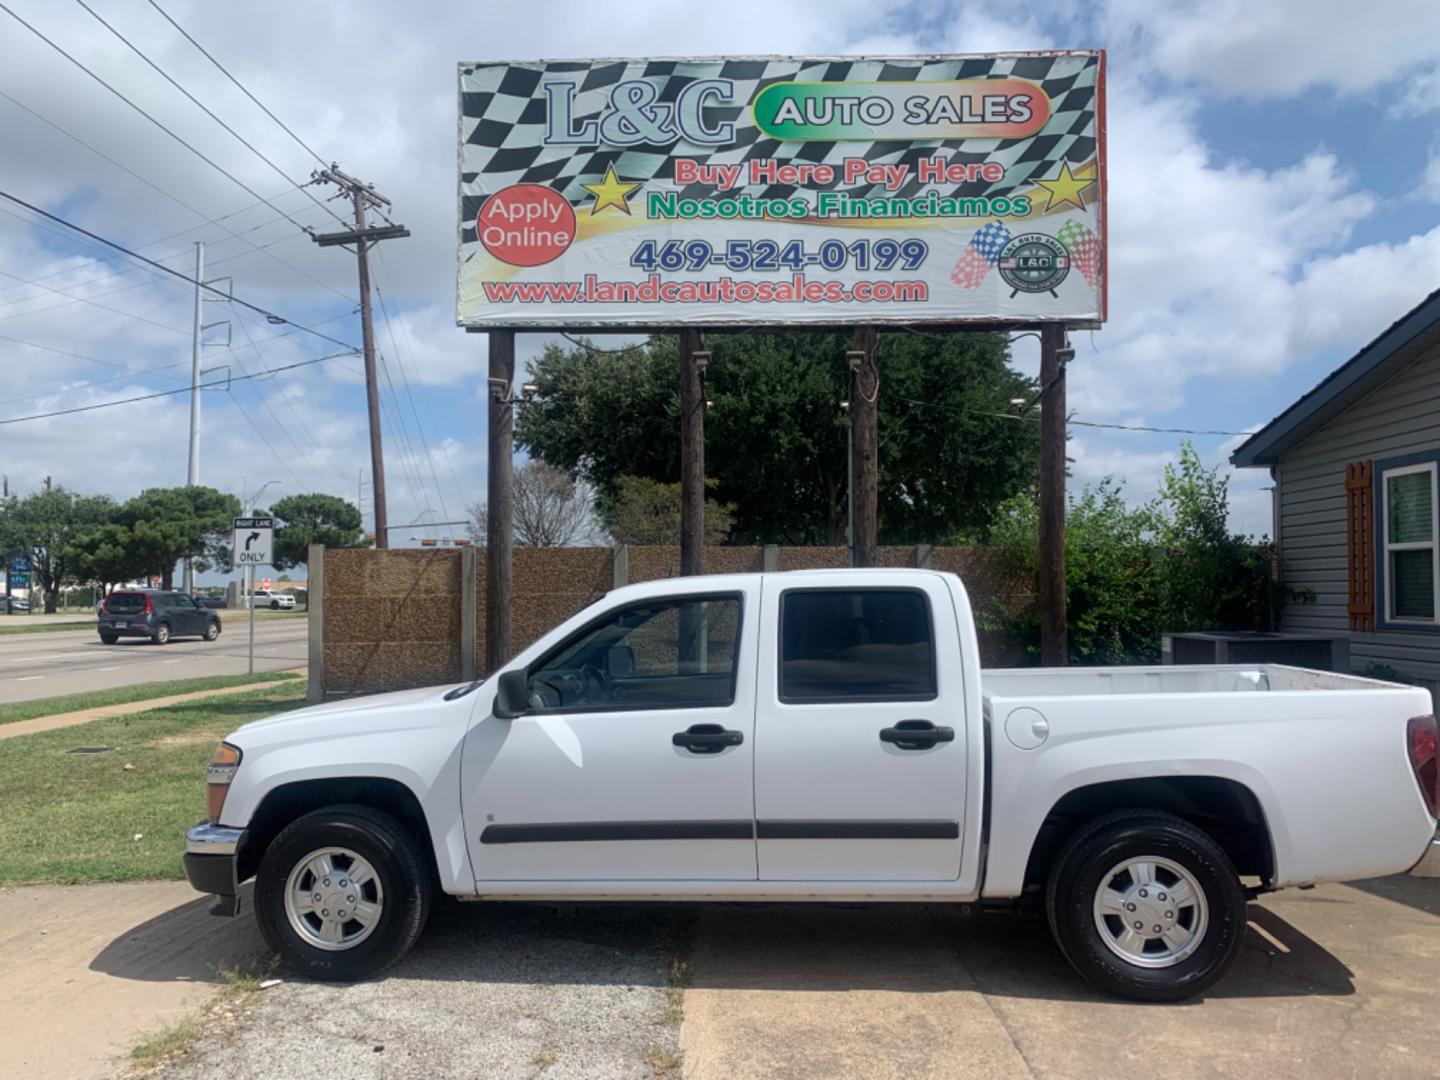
[780, 588, 936, 702]
[1383, 463, 1438, 623]
[173, 593, 197, 609]
[526, 595, 741, 712]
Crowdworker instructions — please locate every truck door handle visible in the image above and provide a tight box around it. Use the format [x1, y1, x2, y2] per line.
[673, 723, 744, 754]
[879, 719, 954, 750]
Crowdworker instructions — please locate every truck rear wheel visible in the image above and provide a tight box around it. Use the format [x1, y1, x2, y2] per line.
[1045, 810, 1246, 1002]
[255, 805, 432, 982]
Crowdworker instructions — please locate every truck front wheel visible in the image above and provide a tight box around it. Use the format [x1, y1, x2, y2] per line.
[1045, 810, 1246, 1002]
[255, 805, 432, 981]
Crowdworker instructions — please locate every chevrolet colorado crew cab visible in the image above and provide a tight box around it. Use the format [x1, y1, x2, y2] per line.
[184, 569, 1440, 1001]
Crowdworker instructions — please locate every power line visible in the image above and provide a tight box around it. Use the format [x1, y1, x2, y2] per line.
[558, 331, 644, 355]
[378, 249, 471, 514]
[891, 395, 1248, 437]
[0, 195, 306, 301]
[0, 88, 354, 301]
[0, 189, 358, 351]
[373, 274, 454, 535]
[0, 2, 316, 237]
[145, 0, 329, 169]
[0, 350, 358, 427]
[0, 207, 334, 327]
[72, 0, 347, 233]
[231, 309, 352, 489]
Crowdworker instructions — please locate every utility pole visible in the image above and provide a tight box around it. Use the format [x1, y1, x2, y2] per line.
[187, 242, 204, 488]
[184, 242, 204, 595]
[486, 331, 515, 671]
[312, 166, 410, 550]
[1038, 324, 1072, 666]
[679, 332, 707, 576]
[848, 328, 879, 567]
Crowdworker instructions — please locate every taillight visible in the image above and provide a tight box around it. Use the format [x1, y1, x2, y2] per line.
[143, 595, 154, 615]
[1407, 714, 1439, 818]
[100, 597, 108, 614]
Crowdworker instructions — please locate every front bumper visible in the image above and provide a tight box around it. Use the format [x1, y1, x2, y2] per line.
[1409, 830, 1440, 878]
[184, 822, 247, 915]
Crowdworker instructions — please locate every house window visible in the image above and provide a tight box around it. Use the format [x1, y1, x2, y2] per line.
[1382, 462, 1439, 623]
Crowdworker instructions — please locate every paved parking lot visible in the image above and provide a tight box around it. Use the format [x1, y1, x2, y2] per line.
[4, 876, 1438, 1079]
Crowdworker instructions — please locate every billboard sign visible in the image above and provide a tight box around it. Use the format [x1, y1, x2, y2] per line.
[458, 52, 1105, 328]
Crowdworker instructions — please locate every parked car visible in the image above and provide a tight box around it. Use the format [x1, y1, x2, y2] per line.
[3, 596, 30, 613]
[195, 594, 228, 610]
[99, 589, 222, 644]
[183, 569, 1440, 1000]
[246, 589, 295, 610]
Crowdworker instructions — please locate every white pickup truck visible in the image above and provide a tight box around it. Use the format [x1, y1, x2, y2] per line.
[185, 569, 1440, 1001]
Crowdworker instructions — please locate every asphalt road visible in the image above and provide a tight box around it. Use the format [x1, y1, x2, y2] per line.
[0, 617, 308, 705]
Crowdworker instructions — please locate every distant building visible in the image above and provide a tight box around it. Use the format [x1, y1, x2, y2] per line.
[1232, 287, 1440, 694]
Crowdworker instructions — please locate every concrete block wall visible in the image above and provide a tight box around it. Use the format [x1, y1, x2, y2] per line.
[312, 544, 1028, 697]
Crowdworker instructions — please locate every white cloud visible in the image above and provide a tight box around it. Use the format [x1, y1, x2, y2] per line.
[4, 0, 1440, 549]
[1105, 0, 1440, 98]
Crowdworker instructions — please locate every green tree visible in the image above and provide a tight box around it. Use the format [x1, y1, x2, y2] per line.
[516, 331, 1038, 544]
[65, 522, 146, 594]
[0, 488, 115, 612]
[118, 486, 241, 588]
[600, 475, 734, 545]
[268, 493, 368, 569]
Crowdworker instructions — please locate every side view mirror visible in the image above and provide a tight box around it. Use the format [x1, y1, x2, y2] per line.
[493, 669, 529, 720]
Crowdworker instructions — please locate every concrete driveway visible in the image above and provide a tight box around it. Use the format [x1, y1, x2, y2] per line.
[3, 877, 1437, 1079]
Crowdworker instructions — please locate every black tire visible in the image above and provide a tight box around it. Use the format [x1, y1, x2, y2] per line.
[99, 633, 118, 645]
[270, 599, 280, 609]
[204, 620, 220, 641]
[255, 805, 432, 982]
[1045, 810, 1246, 1002]
[151, 622, 170, 645]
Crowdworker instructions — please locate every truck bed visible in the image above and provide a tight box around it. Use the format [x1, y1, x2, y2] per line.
[981, 663, 1398, 700]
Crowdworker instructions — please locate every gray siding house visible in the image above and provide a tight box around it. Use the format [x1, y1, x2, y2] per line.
[1232, 287, 1440, 693]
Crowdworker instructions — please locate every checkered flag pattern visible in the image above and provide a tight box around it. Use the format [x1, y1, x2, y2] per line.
[952, 221, 1013, 288]
[458, 54, 1102, 249]
[1056, 220, 1102, 287]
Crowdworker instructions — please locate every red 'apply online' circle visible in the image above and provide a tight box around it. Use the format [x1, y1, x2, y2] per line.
[477, 184, 576, 267]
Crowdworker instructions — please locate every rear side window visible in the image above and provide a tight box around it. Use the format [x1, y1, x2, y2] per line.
[108, 593, 145, 613]
[780, 588, 936, 702]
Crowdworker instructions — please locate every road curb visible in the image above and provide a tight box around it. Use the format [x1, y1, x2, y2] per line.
[0, 668, 307, 742]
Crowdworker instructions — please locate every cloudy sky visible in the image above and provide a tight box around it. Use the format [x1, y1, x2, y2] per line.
[3, 0, 1440, 546]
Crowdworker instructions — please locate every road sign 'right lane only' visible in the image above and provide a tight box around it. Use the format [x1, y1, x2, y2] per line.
[233, 516, 274, 567]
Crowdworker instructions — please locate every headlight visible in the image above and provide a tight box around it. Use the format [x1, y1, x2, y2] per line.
[206, 742, 242, 822]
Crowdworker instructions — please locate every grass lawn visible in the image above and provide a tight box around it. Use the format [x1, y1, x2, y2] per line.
[0, 621, 95, 636]
[0, 671, 300, 727]
[0, 684, 308, 885]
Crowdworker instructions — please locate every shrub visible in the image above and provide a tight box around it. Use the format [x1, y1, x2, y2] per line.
[990, 444, 1272, 665]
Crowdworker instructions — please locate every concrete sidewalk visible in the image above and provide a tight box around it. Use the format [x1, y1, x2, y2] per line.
[0, 881, 264, 1080]
[680, 878, 1440, 1079]
[0, 669, 305, 742]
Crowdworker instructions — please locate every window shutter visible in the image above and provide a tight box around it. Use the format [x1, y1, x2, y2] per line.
[1346, 460, 1374, 631]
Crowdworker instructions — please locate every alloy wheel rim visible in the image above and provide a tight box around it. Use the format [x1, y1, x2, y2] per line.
[1092, 856, 1208, 969]
[283, 847, 384, 951]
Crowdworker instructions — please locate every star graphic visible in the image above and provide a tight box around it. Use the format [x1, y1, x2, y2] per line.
[1032, 161, 1096, 214]
[581, 164, 641, 217]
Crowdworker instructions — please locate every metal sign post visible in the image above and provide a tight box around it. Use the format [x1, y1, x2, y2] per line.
[233, 516, 274, 676]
